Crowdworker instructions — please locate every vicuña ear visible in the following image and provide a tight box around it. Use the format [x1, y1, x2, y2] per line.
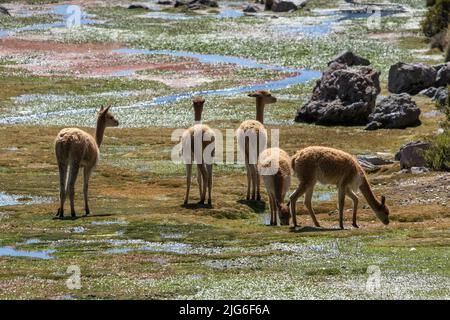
[381, 195, 386, 206]
[105, 105, 111, 113]
[248, 92, 261, 98]
[99, 106, 105, 112]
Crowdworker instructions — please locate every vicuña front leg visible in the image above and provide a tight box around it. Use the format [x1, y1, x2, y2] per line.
[346, 189, 359, 228]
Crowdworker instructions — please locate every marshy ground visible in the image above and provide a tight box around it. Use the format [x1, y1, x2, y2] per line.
[0, 0, 448, 299]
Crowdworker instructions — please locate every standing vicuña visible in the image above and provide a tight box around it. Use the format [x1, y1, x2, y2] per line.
[258, 147, 291, 225]
[237, 90, 277, 201]
[54, 106, 119, 219]
[182, 97, 215, 206]
[289, 146, 390, 229]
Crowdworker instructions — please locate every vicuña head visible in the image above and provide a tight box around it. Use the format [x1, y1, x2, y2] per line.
[276, 200, 291, 226]
[248, 90, 277, 105]
[374, 195, 390, 225]
[98, 105, 119, 128]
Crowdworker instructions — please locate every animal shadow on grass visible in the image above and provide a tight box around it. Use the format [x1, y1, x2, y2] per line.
[290, 225, 342, 233]
[52, 213, 115, 221]
[181, 203, 213, 209]
[237, 199, 266, 213]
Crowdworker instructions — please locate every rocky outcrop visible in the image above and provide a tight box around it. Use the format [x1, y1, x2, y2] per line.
[395, 141, 430, 169]
[174, 0, 218, 9]
[365, 93, 421, 130]
[388, 62, 437, 95]
[271, 1, 297, 12]
[295, 62, 380, 126]
[327, 50, 370, 67]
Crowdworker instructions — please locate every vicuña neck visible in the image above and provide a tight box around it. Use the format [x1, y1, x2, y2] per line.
[194, 109, 202, 122]
[256, 98, 265, 124]
[95, 118, 106, 147]
[359, 175, 382, 212]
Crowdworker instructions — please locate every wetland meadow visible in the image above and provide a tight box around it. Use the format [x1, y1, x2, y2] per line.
[0, 0, 448, 300]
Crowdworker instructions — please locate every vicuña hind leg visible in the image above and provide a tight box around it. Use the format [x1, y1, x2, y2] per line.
[249, 164, 257, 201]
[184, 164, 192, 205]
[304, 186, 321, 228]
[346, 189, 359, 228]
[197, 164, 207, 205]
[56, 161, 68, 218]
[289, 182, 309, 227]
[196, 168, 203, 202]
[67, 161, 81, 218]
[83, 166, 93, 216]
[206, 164, 213, 206]
[245, 163, 251, 200]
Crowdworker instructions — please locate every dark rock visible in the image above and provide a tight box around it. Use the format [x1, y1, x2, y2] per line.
[357, 155, 394, 166]
[366, 93, 421, 130]
[243, 4, 259, 12]
[395, 141, 430, 169]
[265, 0, 274, 10]
[272, 1, 297, 12]
[435, 63, 450, 87]
[410, 166, 430, 174]
[174, 0, 186, 7]
[0, 5, 11, 16]
[364, 121, 383, 131]
[388, 62, 437, 95]
[433, 87, 448, 105]
[128, 3, 152, 9]
[419, 87, 438, 98]
[199, 0, 219, 7]
[295, 63, 381, 126]
[157, 0, 173, 4]
[328, 50, 370, 67]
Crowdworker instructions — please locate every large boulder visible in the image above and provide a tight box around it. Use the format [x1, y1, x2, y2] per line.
[328, 50, 370, 66]
[295, 63, 381, 126]
[272, 1, 297, 12]
[388, 62, 437, 95]
[395, 141, 430, 169]
[365, 93, 421, 130]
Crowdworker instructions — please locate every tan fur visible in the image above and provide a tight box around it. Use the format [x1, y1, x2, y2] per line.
[237, 90, 277, 201]
[258, 148, 291, 225]
[182, 98, 215, 206]
[54, 106, 118, 219]
[289, 146, 390, 229]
